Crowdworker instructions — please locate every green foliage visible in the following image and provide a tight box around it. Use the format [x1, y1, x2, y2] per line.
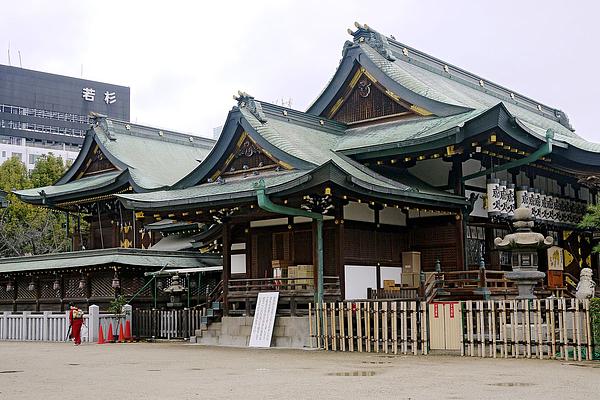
[30, 154, 65, 187]
[0, 156, 31, 192]
[590, 298, 600, 360]
[108, 295, 127, 315]
[0, 155, 72, 256]
[578, 204, 600, 253]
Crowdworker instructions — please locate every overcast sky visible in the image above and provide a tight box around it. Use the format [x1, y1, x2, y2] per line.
[2, 1, 599, 141]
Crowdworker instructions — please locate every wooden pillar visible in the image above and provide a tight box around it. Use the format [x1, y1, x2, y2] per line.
[335, 209, 345, 300]
[245, 224, 252, 279]
[222, 221, 231, 315]
[452, 158, 465, 196]
[456, 211, 466, 270]
[451, 158, 467, 270]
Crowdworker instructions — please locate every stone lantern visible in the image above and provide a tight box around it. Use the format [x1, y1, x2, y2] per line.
[163, 274, 187, 308]
[494, 207, 553, 299]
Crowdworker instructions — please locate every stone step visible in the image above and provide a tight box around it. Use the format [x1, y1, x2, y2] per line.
[197, 335, 219, 346]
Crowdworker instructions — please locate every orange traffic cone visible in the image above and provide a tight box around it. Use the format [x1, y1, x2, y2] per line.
[124, 320, 132, 342]
[107, 322, 115, 342]
[98, 324, 105, 344]
[118, 322, 125, 343]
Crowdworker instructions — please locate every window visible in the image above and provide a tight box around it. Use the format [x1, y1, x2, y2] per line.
[466, 225, 486, 266]
[1, 151, 5, 158]
[29, 154, 41, 165]
[11, 152, 22, 161]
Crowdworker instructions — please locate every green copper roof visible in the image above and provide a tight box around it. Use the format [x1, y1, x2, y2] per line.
[118, 170, 308, 210]
[355, 33, 598, 153]
[0, 248, 221, 273]
[15, 117, 216, 204]
[336, 110, 485, 153]
[15, 171, 123, 202]
[240, 105, 342, 166]
[91, 118, 215, 189]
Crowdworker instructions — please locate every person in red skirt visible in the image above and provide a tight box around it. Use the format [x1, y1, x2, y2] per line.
[68, 304, 84, 345]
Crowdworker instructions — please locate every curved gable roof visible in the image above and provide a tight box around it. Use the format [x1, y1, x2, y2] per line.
[15, 116, 215, 205]
[174, 97, 344, 189]
[308, 24, 600, 155]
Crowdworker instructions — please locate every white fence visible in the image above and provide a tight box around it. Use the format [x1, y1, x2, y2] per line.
[0, 305, 130, 343]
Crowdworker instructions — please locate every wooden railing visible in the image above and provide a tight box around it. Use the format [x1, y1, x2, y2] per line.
[207, 280, 224, 305]
[227, 276, 340, 297]
[365, 267, 581, 303]
[226, 276, 341, 316]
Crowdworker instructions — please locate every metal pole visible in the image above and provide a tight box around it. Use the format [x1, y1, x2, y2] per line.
[186, 273, 190, 308]
[197, 272, 202, 305]
[154, 277, 157, 309]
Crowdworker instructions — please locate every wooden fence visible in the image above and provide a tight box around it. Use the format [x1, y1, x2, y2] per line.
[463, 299, 592, 361]
[310, 299, 594, 361]
[133, 308, 203, 340]
[309, 301, 429, 355]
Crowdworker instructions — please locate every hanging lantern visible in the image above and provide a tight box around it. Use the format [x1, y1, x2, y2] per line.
[498, 181, 508, 218]
[539, 192, 548, 222]
[515, 186, 529, 209]
[78, 276, 86, 290]
[548, 195, 558, 224]
[157, 280, 164, 290]
[506, 184, 515, 218]
[53, 278, 61, 291]
[111, 272, 120, 289]
[6, 281, 13, 292]
[486, 178, 501, 216]
[531, 189, 540, 220]
[28, 279, 35, 291]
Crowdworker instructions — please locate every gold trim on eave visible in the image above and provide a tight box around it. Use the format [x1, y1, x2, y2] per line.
[409, 105, 433, 116]
[327, 98, 345, 119]
[362, 69, 377, 83]
[349, 69, 363, 88]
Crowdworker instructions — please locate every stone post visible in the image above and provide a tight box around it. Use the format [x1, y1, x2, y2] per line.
[42, 311, 50, 341]
[65, 310, 71, 341]
[123, 304, 132, 338]
[21, 311, 30, 341]
[88, 305, 99, 343]
[1, 311, 10, 340]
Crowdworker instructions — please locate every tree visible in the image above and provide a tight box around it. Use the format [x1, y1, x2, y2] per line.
[0, 155, 71, 257]
[30, 154, 65, 187]
[579, 204, 600, 253]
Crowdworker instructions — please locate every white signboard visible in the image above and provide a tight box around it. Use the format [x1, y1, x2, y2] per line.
[249, 292, 279, 347]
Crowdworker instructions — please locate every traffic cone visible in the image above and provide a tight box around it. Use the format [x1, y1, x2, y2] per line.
[98, 324, 105, 345]
[124, 320, 132, 342]
[107, 322, 115, 342]
[118, 322, 125, 343]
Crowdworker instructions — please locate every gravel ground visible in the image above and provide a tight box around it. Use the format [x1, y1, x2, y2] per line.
[0, 342, 598, 399]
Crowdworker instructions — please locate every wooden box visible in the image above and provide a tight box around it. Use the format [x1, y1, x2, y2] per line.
[295, 265, 314, 286]
[383, 279, 396, 290]
[401, 272, 419, 287]
[547, 270, 564, 289]
[402, 251, 421, 274]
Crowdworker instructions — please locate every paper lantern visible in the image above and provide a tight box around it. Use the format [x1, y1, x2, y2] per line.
[487, 179, 501, 216]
